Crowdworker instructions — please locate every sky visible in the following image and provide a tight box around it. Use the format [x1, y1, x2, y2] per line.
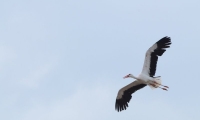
[1, 0, 200, 120]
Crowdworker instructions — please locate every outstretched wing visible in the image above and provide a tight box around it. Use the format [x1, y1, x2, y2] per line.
[141, 36, 172, 77]
[115, 80, 146, 112]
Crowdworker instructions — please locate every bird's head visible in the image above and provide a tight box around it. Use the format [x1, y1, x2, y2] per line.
[123, 74, 133, 79]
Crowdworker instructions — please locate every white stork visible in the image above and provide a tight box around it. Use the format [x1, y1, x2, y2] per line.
[115, 36, 172, 112]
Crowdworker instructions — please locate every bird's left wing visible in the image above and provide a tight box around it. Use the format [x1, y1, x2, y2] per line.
[141, 36, 171, 77]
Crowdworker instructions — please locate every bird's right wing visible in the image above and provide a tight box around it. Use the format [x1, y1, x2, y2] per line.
[115, 80, 146, 112]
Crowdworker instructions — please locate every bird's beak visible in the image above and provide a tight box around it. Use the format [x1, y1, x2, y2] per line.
[123, 75, 129, 79]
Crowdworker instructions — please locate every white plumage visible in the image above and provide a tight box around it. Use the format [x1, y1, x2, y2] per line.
[115, 36, 172, 112]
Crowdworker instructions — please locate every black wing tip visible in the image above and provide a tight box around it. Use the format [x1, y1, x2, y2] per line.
[115, 99, 129, 112]
[157, 36, 171, 43]
[158, 36, 172, 45]
[163, 36, 171, 39]
[162, 36, 171, 41]
[155, 36, 172, 56]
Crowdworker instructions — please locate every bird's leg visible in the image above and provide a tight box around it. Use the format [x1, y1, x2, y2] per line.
[152, 81, 169, 88]
[149, 83, 157, 88]
[157, 86, 168, 91]
[150, 83, 168, 91]
[149, 82, 168, 91]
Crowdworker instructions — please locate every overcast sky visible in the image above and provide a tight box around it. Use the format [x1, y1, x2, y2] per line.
[1, 0, 200, 120]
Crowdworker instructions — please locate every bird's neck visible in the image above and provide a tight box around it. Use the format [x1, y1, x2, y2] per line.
[130, 75, 138, 79]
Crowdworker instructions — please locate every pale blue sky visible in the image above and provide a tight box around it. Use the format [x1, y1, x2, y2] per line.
[1, 0, 200, 120]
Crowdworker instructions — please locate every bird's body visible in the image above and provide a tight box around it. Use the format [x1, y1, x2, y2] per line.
[115, 36, 171, 112]
[137, 73, 153, 82]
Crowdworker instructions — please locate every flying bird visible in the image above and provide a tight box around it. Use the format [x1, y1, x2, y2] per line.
[115, 36, 172, 112]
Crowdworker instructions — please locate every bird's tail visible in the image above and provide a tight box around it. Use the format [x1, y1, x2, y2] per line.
[148, 76, 162, 90]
